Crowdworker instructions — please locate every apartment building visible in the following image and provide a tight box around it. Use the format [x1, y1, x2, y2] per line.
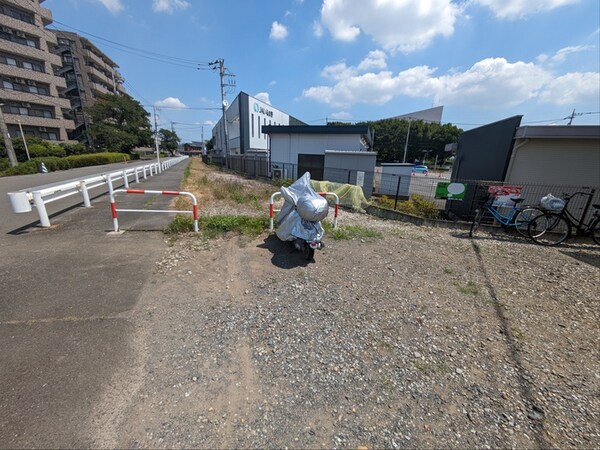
[0, 0, 74, 141]
[52, 30, 126, 141]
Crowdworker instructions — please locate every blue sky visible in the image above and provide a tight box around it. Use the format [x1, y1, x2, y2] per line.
[44, 0, 599, 143]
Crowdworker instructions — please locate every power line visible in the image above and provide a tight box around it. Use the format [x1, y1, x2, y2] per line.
[49, 20, 213, 69]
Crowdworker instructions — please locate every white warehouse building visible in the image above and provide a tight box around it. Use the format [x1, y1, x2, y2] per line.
[211, 91, 305, 159]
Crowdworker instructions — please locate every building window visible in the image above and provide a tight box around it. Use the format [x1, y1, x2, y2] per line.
[5, 57, 16, 66]
[251, 113, 254, 138]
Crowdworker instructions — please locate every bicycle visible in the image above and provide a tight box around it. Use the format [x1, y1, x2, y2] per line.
[527, 191, 600, 246]
[469, 194, 544, 238]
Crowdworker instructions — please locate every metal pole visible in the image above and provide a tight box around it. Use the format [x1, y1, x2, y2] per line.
[17, 120, 30, 160]
[402, 118, 411, 163]
[153, 105, 161, 173]
[0, 105, 18, 167]
[394, 176, 402, 210]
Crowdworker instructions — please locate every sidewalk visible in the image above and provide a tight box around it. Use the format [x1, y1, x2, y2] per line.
[0, 161, 188, 448]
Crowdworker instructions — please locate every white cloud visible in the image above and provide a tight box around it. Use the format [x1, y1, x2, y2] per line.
[269, 80, 277, 86]
[320, 0, 460, 53]
[152, 0, 190, 13]
[321, 62, 357, 81]
[154, 97, 187, 108]
[303, 54, 598, 109]
[203, 120, 216, 126]
[538, 45, 595, 64]
[255, 92, 272, 105]
[357, 50, 387, 71]
[538, 72, 600, 105]
[471, 0, 581, 19]
[312, 20, 324, 38]
[97, 0, 123, 13]
[330, 111, 352, 120]
[270, 21, 289, 40]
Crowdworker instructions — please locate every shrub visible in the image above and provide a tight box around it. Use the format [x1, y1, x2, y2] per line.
[66, 152, 131, 168]
[0, 158, 10, 172]
[28, 143, 66, 158]
[397, 194, 440, 219]
[60, 142, 88, 156]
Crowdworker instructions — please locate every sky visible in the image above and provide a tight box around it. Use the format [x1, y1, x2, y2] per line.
[44, 0, 600, 143]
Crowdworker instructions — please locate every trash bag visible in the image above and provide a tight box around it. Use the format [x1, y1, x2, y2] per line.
[540, 193, 565, 211]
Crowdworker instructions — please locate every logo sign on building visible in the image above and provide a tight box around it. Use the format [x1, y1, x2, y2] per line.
[435, 182, 466, 200]
[253, 102, 274, 118]
[488, 185, 523, 206]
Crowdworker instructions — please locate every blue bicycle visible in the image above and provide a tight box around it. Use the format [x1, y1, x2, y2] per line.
[469, 195, 544, 238]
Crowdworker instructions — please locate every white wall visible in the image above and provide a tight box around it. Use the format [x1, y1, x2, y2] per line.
[270, 133, 368, 165]
[247, 96, 289, 151]
[506, 139, 600, 186]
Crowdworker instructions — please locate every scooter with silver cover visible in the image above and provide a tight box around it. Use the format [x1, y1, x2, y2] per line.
[275, 172, 329, 261]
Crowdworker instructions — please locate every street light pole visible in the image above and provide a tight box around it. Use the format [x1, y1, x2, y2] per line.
[17, 120, 30, 161]
[0, 104, 18, 167]
[402, 118, 412, 163]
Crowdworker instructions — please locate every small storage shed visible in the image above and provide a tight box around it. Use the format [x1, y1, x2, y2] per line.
[378, 163, 414, 197]
[323, 150, 377, 197]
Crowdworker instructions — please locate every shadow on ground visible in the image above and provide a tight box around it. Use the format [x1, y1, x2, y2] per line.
[257, 234, 313, 268]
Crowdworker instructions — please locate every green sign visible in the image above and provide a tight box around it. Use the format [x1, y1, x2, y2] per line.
[435, 182, 466, 200]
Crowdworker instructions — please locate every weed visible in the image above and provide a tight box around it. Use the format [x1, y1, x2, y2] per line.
[443, 268, 454, 275]
[453, 281, 480, 296]
[183, 162, 191, 181]
[164, 215, 195, 234]
[323, 221, 382, 240]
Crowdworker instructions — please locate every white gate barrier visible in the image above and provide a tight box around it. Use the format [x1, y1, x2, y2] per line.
[110, 188, 199, 233]
[7, 156, 188, 227]
[269, 191, 339, 231]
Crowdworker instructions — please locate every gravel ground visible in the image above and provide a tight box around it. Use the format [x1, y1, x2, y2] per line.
[86, 190, 600, 449]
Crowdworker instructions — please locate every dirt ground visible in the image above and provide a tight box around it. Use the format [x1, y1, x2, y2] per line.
[89, 162, 599, 449]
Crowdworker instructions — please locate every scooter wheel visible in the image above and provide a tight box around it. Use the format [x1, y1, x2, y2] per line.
[304, 245, 315, 261]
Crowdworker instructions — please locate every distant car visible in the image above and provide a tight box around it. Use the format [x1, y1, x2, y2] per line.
[412, 165, 429, 174]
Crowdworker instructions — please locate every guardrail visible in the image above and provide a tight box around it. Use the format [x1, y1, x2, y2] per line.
[7, 156, 188, 227]
[269, 191, 339, 231]
[110, 188, 199, 233]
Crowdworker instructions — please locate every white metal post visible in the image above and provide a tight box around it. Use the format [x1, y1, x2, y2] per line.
[32, 191, 51, 227]
[80, 181, 91, 207]
[122, 170, 129, 188]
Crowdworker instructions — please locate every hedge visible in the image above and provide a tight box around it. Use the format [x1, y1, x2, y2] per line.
[0, 152, 131, 177]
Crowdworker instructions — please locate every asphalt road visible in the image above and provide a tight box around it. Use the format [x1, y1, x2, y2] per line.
[0, 158, 188, 447]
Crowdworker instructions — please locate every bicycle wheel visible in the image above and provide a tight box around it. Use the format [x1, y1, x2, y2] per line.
[591, 217, 600, 245]
[469, 208, 485, 237]
[512, 207, 545, 238]
[528, 213, 571, 246]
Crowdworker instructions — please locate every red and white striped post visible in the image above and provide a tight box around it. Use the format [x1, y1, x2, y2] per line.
[110, 189, 199, 232]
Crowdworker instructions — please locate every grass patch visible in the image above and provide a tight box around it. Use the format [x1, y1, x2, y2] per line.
[164, 214, 269, 238]
[323, 221, 382, 240]
[183, 162, 191, 181]
[453, 281, 480, 296]
[443, 268, 454, 275]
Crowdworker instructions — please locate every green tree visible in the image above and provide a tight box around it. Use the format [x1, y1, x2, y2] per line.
[357, 118, 462, 163]
[158, 128, 180, 156]
[85, 94, 153, 153]
[205, 137, 214, 153]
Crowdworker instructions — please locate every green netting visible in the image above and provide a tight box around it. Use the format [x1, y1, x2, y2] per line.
[310, 180, 371, 212]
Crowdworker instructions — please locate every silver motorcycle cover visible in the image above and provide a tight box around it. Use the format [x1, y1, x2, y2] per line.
[276, 172, 328, 242]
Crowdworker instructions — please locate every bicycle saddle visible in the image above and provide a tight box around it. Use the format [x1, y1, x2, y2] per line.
[510, 197, 525, 204]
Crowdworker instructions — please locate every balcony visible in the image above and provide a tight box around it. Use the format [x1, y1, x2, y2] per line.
[87, 65, 113, 86]
[91, 82, 110, 95]
[0, 38, 62, 67]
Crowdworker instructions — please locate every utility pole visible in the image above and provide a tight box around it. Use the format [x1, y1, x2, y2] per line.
[171, 121, 175, 133]
[567, 109, 576, 125]
[209, 58, 235, 168]
[153, 105, 161, 173]
[0, 104, 18, 167]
